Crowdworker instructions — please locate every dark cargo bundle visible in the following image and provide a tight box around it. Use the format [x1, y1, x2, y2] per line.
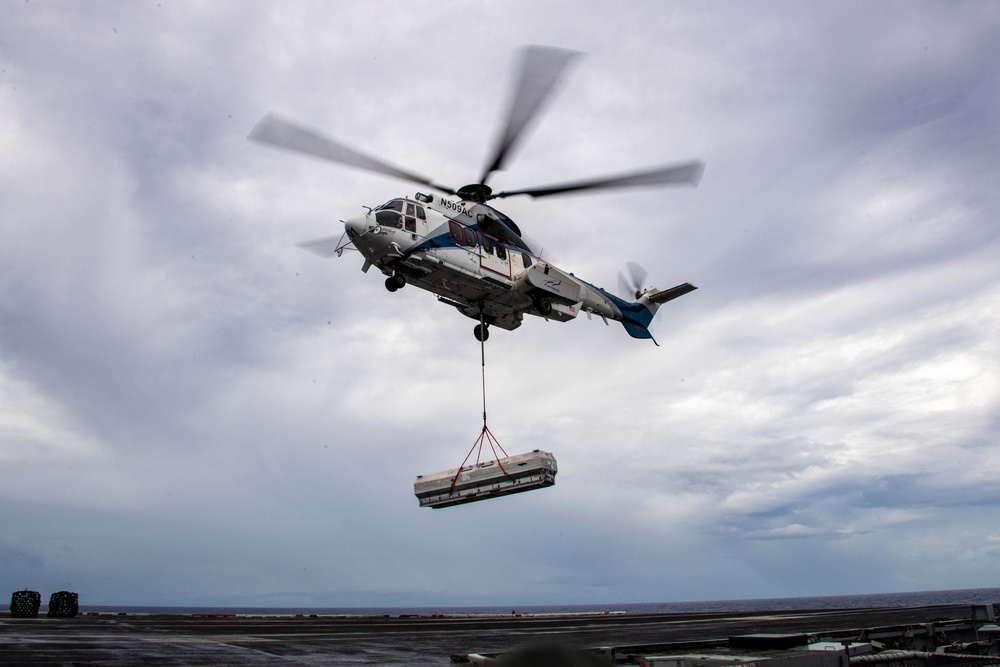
[10, 590, 41, 617]
[47, 591, 79, 618]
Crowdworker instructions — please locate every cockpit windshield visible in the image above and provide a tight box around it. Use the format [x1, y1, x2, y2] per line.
[375, 199, 404, 212]
[374, 199, 425, 233]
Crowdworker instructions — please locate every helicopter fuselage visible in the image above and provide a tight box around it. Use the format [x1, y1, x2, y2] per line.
[250, 47, 702, 342]
[342, 192, 688, 340]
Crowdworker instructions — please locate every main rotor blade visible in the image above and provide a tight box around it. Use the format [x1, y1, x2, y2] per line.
[249, 113, 456, 195]
[478, 45, 581, 185]
[296, 235, 344, 258]
[491, 160, 705, 199]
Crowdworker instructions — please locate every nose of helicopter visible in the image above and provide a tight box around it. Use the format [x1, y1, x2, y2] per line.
[344, 214, 368, 238]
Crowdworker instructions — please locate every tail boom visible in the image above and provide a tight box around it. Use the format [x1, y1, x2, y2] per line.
[563, 275, 697, 343]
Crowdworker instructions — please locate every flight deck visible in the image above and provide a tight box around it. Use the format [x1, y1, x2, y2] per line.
[2, 603, 998, 666]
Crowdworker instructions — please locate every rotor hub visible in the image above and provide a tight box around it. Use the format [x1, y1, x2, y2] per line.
[456, 183, 493, 203]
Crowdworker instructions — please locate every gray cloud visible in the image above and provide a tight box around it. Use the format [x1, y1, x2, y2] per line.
[1, 0, 999, 607]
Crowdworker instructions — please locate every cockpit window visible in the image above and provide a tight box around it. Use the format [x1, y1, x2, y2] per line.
[374, 199, 423, 232]
[375, 209, 402, 228]
[376, 199, 405, 212]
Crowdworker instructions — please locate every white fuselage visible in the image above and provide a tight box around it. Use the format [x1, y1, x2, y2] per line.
[343, 193, 624, 331]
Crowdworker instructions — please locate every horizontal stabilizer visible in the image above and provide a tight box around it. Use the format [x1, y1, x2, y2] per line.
[646, 282, 697, 305]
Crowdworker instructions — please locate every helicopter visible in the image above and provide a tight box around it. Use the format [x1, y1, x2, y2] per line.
[249, 46, 704, 344]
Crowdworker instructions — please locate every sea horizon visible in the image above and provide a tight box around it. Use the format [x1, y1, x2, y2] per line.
[73, 586, 1000, 617]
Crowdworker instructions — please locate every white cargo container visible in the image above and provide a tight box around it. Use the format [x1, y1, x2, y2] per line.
[414, 450, 557, 508]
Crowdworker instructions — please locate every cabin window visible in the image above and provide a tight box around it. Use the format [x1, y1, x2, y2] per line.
[482, 234, 495, 255]
[496, 243, 507, 260]
[375, 209, 402, 228]
[521, 253, 532, 269]
[463, 227, 478, 247]
[449, 221, 463, 243]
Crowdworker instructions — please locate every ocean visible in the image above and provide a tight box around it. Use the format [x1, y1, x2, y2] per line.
[80, 587, 1000, 617]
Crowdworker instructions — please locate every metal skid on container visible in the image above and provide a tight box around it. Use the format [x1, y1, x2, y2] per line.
[414, 450, 557, 509]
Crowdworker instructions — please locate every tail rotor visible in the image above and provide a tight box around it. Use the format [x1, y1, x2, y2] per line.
[617, 261, 649, 301]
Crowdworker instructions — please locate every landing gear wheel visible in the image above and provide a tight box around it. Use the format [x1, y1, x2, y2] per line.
[535, 296, 553, 317]
[385, 273, 406, 292]
[474, 323, 490, 342]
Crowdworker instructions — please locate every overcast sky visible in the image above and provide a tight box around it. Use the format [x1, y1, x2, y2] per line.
[2, 1, 999, 608]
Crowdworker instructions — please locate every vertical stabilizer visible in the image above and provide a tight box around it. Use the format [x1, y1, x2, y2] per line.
[619, 282, 697, 341]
